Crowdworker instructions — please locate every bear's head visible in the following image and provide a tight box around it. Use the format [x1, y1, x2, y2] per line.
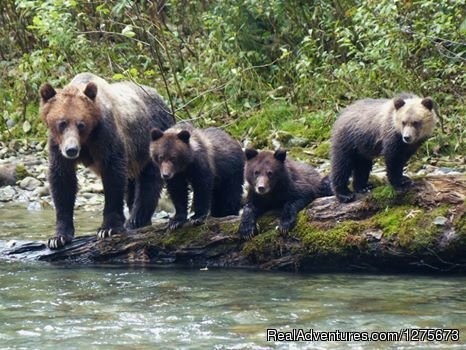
[150, 128, 193, 180]
[39, 82, 101, 159]
[392, 96, 438, 145]
[244, 148, 287, 195]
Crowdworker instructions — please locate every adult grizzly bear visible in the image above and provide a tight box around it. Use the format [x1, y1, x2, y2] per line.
[40, 73, 174, 249]
[150, 122, 244, 230]
[238, 149, 332, 239]
[330, 94, 438, 203]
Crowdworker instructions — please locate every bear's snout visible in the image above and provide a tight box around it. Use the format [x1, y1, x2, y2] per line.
[255, 176, 269, 195]
[60, 132, 81, 159]
[160, 162, 174, 180]
[402, 127, 417, 144]
[65, 145, 80, 158]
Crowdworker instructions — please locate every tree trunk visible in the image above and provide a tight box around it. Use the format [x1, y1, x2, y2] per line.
[2, 175, 465, 273]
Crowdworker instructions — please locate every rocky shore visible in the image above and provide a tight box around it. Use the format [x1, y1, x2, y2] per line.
[0, 140, 464, 215]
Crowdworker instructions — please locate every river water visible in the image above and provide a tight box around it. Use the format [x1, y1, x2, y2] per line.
[1, 203, 465, 349]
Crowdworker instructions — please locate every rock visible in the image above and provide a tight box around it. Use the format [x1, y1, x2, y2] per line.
[433, 216, 448, 226]
[287, 136, 308, 147]
[33, 185, 49, 197]
[0, 186, 16, 201]
[6, 119, 16, 128]
[0, 165, 16, 186]
[19, 177, 42, 191]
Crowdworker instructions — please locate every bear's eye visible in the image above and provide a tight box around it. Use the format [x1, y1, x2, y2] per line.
[401, 121, 407, 127]
[57, 120, 68, 133]
[254, 170, 260, 177]
[412, 121, 421, 128]
[77, 121, 86, 132]
[267, 171, 273, 178]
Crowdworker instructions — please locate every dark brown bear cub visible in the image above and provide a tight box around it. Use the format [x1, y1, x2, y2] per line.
[239, 149, 332, 239]
[330, 94, 438, 203]
[40, 73, 174, 249]
[150, 123, 244, 230]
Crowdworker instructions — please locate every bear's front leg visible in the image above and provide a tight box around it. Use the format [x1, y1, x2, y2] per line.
[190, 168, 213, 226]
[47, 145, 77, 249]
[384, 145, 413, 190]
[97, 161, 127, 239]
[238, 202, 260, 240]
[279, 198, 310, 235]
[166, 175, 189, 230]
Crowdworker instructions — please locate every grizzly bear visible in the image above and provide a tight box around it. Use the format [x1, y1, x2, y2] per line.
[150, 122, 244, 230]
[238, 149, 332, 239]
[40, 73, 174, 249]
[330, 94, 438, 203]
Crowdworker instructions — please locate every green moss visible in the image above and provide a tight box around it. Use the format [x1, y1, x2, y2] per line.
[160, 224, 211, 248]
[312, 141, 330, 159]
[371, 205, 450, 251]
[370, 185, 397, 205]
[15, 163, 30, 180]
[241, 229, 282, 261]
[227, 103, 333, 148]
[293, 212, 365, 255]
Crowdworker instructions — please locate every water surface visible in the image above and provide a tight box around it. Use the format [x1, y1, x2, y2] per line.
[0, 203, 465, 349]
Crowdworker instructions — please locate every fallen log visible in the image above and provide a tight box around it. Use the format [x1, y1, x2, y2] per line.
[2, 175, 465, 273]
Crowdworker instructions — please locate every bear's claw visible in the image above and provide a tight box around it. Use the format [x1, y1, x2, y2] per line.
[190, 215, 207, 226]
[168, 218, 188, 231]
[47, 236, 70, 250]
[96, 227, 125, 239]
[238, 223, 257, 240]
[336, 192, 355, 203]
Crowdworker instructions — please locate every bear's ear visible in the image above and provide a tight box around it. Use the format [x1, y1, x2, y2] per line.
[274, 149, 287, 162]
[393, 98, 405, 110]
[177, 130, 190, 144]
[39, 83, 56, 103]
[84, 82, 98, 101]
[421, 97, 433, 111]
[151, 128, 164, 141]
[245, 148, 258, 160]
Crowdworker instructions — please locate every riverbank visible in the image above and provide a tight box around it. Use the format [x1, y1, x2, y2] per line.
[0, 140, 464, 214]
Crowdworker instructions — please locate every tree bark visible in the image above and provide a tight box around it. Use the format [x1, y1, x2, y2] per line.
[2, 175, 465, 273]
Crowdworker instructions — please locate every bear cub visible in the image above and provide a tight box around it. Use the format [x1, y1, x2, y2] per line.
[330, 94, 438, 203]
[239, 149, 332, 239]
[150, 122, 244, 230]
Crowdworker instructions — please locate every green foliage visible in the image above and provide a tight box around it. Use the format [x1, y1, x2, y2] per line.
[0, 0, 464, 156]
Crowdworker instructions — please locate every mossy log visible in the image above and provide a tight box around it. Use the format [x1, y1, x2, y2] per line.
[2, 175, 465, 273]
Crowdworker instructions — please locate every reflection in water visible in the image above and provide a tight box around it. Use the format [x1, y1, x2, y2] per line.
[0, 204, 465, 349]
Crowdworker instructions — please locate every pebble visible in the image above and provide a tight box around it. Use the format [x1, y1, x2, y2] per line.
[19, 177, 42, 191]
[0, 142, 464, 216]
[0, 186, 16, 202]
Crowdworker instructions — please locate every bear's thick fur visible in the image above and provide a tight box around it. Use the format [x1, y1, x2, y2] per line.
[330, 94, 438, 203]
[40, 73, 174, 249]
[150, 122, 244, 230]
[239, 149, 332, 239]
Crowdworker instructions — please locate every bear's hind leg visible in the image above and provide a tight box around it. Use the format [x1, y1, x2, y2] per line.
[126, 162, 162, 229]
[211, 177, 243, 217]
[331, 148, 355, 203]
[126, 179, 135, 212]
[97, 159, 127, 239]
[352, 156, 373, 193]
[166, 175, 189, 230]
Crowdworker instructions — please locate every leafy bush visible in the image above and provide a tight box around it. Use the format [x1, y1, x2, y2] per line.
[0, 0, 464, 156]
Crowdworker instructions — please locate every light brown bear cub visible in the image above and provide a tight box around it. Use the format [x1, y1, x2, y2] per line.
[330, 94, 438, 203]
[150, 122, 244, 230]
